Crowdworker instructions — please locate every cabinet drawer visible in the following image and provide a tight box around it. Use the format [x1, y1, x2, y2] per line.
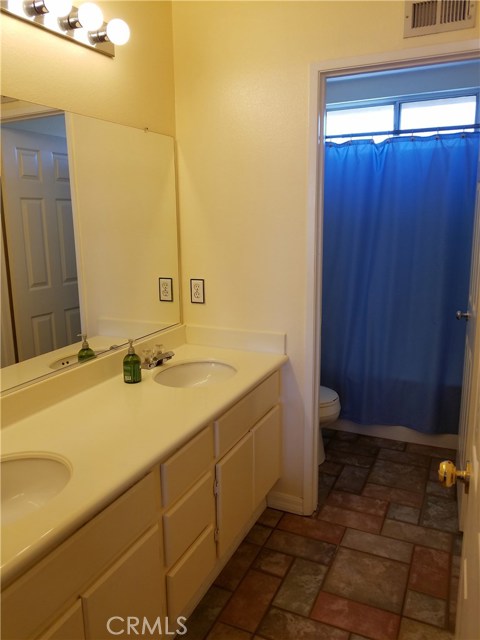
[166, 525, 216, 621]
[161, 425, 214, 506]
[214, 372, 279, 457]
[163, 471, 215, 568]
[253, 405, 281, 506]
[2, 470, 160, 640]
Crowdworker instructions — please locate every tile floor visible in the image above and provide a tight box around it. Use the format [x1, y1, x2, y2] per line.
[184, 429, 461, 640]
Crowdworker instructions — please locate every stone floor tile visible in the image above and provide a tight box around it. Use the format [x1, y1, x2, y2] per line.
[278, 512, 345, 544]
[185, 586, 232, 640]
[252, 548, 293, 577]
[409, 546, 450, 598]
[420, 495, 459, 533]
[328, 437, 379, 456]
[362, 483, 424, 508]
[326, 490, 388, 517]
[448, 575, 459, 632]
[205, 622, 253, 639]
[318, 460, 343, 476]
[452, 533, 463, 556]
[341, 528, 413, 563]
[245, 524, 272, 546]
[318, 504, 383, 534]
[311, 592, 401, 640]
[272, 557, 327, 616]
[265, 530, 337, 564]
[398, 617, 454, 639]
[451, 553, 461, 578]
[258, 606, 349, 640]
[318, 473, 337, 504]
[256, 508, 283, 528]
[214, 542, 261, 591]
[368, 459, 428, 492]
[333, 465, 370, 493]
[403, 589, 447, 627]
[381, 519, 452, 551]
[333, 430, 359, 441]
[360, 435, 406, 451]
[426, 479, 456, 498]
[323, 547, 409, 613]
[377, 448, 430, 468]
[387, 503, 421, 525]
[326, 449, 376, 468]
[218, 570, 280, 633]
[405, 443, 457, 459]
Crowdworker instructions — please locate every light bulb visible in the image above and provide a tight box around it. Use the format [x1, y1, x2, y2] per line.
[106, 18, 130, 45]
[77, 2, 103, 30]
[44, 0, 72, 17]
[8, 0, 25, 15]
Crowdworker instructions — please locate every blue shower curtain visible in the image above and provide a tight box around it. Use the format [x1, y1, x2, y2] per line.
[321, 132, 479, 434]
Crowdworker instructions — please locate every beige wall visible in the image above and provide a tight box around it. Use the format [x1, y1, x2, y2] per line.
[171, 1, 478, 506]
[0, 1, 175, 135]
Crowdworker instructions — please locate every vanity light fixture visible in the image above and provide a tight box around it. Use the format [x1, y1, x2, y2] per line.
[23, 0, 72, 17]
[1, 0, 130, 57]
[60, 1, 103, 31]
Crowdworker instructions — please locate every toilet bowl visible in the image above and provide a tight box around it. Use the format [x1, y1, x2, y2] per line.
[319, 386, 340, 459]
[319, 385, 340, 425]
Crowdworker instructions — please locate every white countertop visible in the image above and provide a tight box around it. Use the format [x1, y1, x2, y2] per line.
[1, 341, 287, 585]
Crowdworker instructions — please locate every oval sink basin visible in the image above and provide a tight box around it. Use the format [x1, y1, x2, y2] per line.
[1, 456, 71, 525]
[154, 361, 237, 388]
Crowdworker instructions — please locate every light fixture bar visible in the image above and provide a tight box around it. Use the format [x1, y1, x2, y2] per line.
[0, 1, 131, 57]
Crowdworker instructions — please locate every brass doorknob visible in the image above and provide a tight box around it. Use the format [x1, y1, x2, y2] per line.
[438, 460, 471, 488]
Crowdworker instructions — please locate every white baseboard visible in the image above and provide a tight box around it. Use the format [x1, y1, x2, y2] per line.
[328, 419, 458, 450]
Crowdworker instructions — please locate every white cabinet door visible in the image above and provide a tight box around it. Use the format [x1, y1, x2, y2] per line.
[39, 601, 85, 640]
[82, 526, 165, 640]
[216, 432, 254, 558]
[253, 405, 281, 506]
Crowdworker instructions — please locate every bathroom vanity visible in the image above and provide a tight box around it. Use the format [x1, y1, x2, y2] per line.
[1, 327, 287, 639]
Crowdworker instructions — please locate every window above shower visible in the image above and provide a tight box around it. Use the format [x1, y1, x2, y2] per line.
[324, 59, 480, 143]
[325, 93, 478, 142]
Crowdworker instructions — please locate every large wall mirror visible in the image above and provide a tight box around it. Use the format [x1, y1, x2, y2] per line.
[1, 97, 181, 392]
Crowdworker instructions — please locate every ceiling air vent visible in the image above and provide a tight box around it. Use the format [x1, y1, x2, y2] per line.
[404, 0, 477, 36]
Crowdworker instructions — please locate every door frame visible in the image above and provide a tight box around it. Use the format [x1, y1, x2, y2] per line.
[304, 39, 480, 515]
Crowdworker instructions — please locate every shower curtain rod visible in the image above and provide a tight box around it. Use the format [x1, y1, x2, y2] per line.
[324, 123, 480, 140]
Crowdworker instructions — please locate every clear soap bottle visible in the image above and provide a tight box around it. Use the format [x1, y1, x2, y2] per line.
[123, 339, 142, 384]
[77, 334, 96, 362]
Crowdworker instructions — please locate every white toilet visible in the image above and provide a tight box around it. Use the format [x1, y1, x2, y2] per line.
[319, 385, 341, 425]
[318, 386, 341, 458]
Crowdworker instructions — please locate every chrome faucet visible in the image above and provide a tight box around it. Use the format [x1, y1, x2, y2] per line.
[141, 345, 175, 369]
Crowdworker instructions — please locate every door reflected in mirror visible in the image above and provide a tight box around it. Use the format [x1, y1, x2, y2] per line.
[1, 98, 180, 392]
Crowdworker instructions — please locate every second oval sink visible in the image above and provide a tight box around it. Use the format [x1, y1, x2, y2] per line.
[154, 361, 237, 388]
[1, 455, 71, 525]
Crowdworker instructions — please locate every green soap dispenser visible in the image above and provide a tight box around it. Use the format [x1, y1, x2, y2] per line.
[77, 334, 96, 362]
[123, 339, 142, 384]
